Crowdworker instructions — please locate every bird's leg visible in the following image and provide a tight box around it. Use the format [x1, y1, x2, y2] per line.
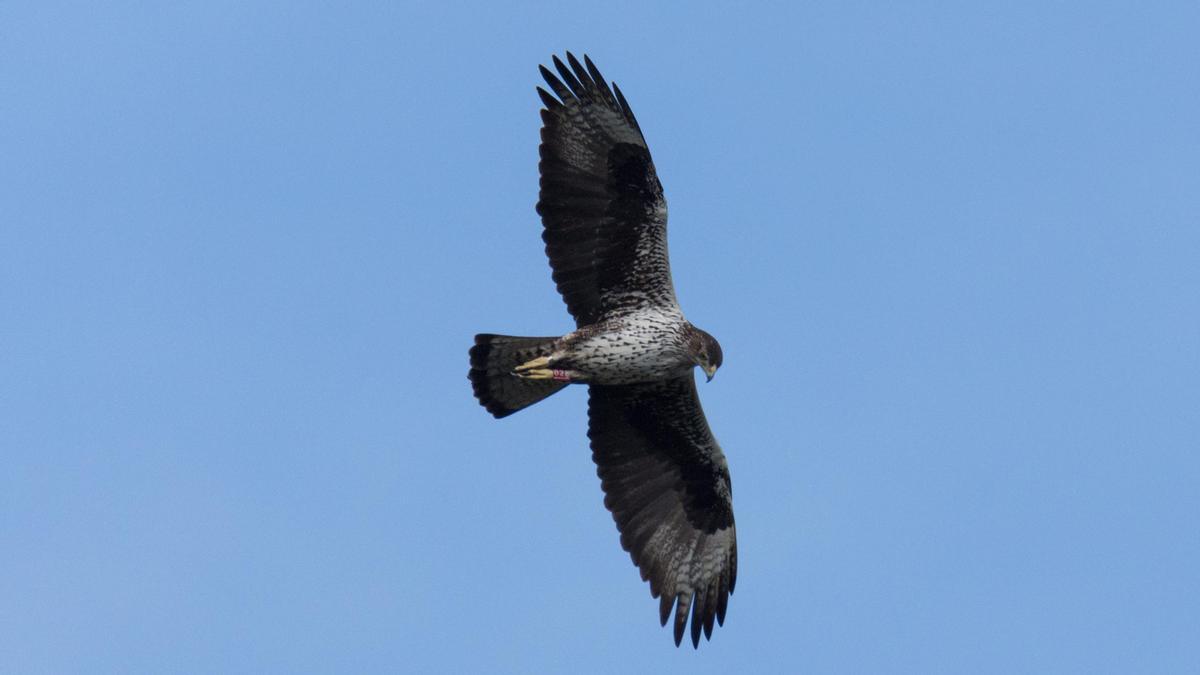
[515, 368, 568, 381]
[513, 356, 551, 374]
[514, 355, 585, 382]
[515, 366, 581, 382]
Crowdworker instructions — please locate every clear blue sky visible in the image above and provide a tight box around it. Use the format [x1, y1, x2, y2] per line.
[3, 2, 1198, 673]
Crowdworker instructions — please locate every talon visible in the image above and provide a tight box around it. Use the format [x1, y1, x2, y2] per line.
[514, 356, 551, 373]
[516, 367, 574, 382]
[516, 367, 554, 380]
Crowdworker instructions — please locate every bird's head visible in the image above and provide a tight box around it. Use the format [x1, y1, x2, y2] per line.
[691, 327, 724, 382]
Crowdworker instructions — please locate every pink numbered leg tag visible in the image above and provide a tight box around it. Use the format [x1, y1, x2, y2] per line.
[552, 369, 570, 382]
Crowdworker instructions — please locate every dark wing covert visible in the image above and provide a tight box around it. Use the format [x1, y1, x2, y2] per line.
[587, 376, 737, 648]
[536, 53, 678, 327]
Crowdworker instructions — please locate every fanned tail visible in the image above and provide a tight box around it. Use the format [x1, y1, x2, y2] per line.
[469, 334, 566, 418]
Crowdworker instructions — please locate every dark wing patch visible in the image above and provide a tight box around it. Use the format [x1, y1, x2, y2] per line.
[537, 53, 678, 327]
[587, 376, 737, 648]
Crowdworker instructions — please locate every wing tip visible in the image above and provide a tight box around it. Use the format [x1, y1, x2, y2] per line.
[673, 592, 690, 647]
[538, 52, 636, 127]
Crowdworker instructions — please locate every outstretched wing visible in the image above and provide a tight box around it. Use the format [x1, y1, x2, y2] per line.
[587, 376, 737, 648]
[536, 53, 678, 327]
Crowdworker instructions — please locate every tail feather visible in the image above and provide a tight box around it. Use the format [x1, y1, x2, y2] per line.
[469, 334, 567, 418]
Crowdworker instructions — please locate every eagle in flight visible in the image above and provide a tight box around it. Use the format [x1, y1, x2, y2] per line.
[468, 53, 736, 648]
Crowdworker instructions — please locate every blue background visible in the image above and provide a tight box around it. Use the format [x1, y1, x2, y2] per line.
[3, 2, 1198, 672]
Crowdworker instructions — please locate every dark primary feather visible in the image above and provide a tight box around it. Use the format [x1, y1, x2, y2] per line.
[588, 376, 737, 648]
[536, 52, 678, 327]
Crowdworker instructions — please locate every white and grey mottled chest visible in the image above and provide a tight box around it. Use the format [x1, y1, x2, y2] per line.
[557, 310, 694, 384]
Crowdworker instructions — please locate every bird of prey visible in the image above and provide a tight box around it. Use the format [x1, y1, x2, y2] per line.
[468, 53, 736, 648]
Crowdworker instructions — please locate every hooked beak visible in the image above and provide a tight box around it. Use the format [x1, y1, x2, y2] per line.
[703, 364, 717, 382]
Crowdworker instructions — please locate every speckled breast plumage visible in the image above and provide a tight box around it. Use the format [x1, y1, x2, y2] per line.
[549, 308, 695, 385]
